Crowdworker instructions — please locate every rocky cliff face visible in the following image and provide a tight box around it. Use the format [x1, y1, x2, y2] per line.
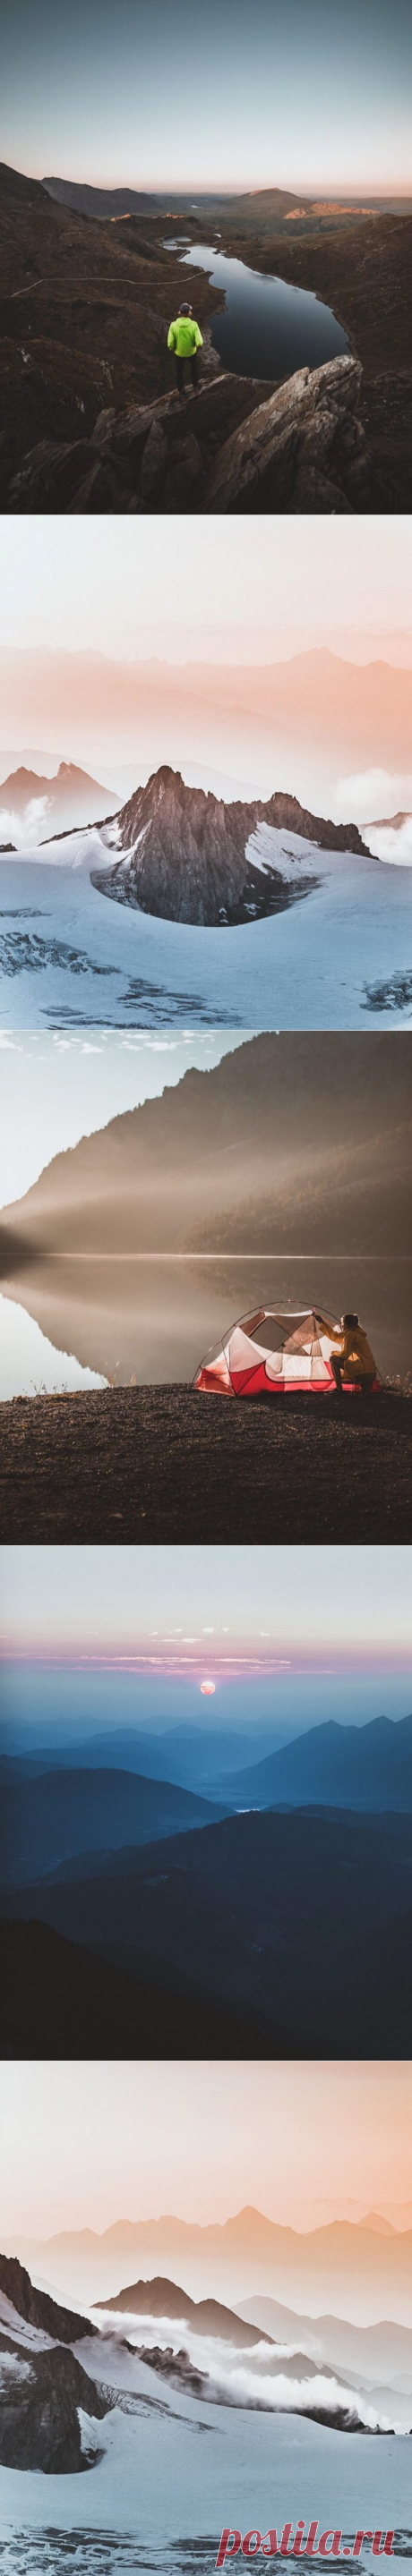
[91, 766, 369, 927]
[0, 2250, 110, 2475]
[0, 2251, 93, 2344]
[0, 2337, 110, 2473]
[9, 354, 370, 516]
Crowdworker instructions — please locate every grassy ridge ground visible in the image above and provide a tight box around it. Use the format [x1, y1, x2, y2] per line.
[0, 1386, 410, 1543]
[0, 170, 224, 505]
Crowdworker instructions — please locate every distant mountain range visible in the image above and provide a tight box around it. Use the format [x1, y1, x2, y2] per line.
[2, 1030, 409, 1258]
[96, 2273, 273, 2345]
[0, 1764, 228, 1885]
[41, 174, 408, 228]
[1, 647, 411, 795]
[228, 1711, 412, 1811]
[8, 2204, 412, 2324]
[236, 2293, 412, 2385]
[0, 759, 118, 845]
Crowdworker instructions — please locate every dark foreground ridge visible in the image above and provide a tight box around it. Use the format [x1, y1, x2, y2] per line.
[1, 1387, 409, 1545]
[0, 1916, 290, 2061]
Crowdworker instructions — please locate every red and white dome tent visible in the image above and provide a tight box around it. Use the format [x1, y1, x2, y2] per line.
[193, 1306, 380, 1399]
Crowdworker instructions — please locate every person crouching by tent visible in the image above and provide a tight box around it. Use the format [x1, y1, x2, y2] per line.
[167, 303, 203, 395]
[329, 1314, 376, 1397]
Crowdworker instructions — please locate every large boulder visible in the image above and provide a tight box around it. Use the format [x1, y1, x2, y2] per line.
[203, 356, 367, 514]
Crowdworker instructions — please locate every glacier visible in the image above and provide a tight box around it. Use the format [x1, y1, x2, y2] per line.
[0, 824, 411, 1030]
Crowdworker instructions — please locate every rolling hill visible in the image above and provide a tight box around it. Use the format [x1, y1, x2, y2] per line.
[0, 1764, 228, 1885]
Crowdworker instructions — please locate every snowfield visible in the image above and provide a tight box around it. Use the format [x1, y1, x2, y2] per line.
[0, 824, 411, 1028]
[0, 2322, 411, 2576]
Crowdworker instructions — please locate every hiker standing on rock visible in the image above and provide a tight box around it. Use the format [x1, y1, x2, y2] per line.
[167, 303, 203, 395]
[328, 1313, 376, 1398]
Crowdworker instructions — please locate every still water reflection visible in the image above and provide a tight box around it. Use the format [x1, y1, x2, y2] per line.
[165, 238, 349, 380]
[1, 1257, 410, 1398]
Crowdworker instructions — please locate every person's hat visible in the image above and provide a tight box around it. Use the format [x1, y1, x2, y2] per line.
[178, 302, 190, 315]
[342, 1312, 359, 1327]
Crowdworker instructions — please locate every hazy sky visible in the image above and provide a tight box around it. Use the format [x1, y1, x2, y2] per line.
[1, 2061, 411, 2236]
[2, 0, 411, 193]
[1, 1546, 411, 1681]
[0, 1030, 243, 1208]
[1, 520, 411, 662]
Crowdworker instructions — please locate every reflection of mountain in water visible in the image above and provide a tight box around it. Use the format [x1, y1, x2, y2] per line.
[1, 1033, 410, 1392]
[1, 1253, 410, 1393]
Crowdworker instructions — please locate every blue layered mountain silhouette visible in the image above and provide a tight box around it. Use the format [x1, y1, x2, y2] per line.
[228, 1712, 412, 1809]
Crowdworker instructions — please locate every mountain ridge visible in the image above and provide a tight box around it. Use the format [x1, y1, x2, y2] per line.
[0, 758, 118, 842]
[228, 1710, 412, 1811]
[1, 1032, 409, 1260]
[95, 2272, 273, 2344]
[90, 766, 370, 927]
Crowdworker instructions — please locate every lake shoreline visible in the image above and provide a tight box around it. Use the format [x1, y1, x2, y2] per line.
[1, 1386, 410, 1545]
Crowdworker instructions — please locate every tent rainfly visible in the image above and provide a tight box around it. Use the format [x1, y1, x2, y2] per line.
[193, 1306, 380, 1398]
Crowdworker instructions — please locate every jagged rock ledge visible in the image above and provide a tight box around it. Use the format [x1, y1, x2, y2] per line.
[8, 354, 369, 515]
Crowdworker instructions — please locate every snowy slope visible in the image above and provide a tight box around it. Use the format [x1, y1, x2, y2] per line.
[0, 826, 411, 1029]
[0, 2340, 410, 2573]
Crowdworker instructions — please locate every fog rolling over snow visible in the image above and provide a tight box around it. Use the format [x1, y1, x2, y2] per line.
[1, 2249, 412, 2576]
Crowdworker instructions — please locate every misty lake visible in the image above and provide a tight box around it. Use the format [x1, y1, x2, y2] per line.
[1, 1255, 410, 1399]
[165, 238, 348, 379]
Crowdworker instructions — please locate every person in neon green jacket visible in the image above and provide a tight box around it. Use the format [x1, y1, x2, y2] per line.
[167, 303, 203, 395]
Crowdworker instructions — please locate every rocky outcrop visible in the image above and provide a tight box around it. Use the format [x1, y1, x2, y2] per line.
[8, 355, 369, 515]
[0, 2337, 110, 2472]
[203, 354, 367, 514]
[7, 374, 272, 514]
[0, 2251, 94, 2344]
[91, 767, 370, 928]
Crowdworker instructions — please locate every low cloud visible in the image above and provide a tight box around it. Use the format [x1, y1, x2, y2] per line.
[0, 795, 49, 848]
[99, 2311, 392, 2434]
[366, 817, 412, 865]
[330, 768, 412, 845]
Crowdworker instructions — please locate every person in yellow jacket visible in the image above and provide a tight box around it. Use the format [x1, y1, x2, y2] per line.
[328, 1313, 376, 1397]
[167, 303, 203, 395]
